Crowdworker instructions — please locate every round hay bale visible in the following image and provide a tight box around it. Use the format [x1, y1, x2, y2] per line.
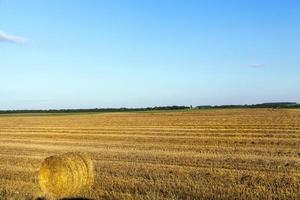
[39, 152, 94, 198]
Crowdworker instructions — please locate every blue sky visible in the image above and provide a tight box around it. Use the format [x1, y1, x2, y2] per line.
[1, 0, 300, 109]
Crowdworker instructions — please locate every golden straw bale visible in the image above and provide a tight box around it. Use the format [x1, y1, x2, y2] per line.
[39, 152, 94, 198]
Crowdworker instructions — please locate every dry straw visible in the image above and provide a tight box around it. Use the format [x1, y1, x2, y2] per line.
[39, 152, 94, 198]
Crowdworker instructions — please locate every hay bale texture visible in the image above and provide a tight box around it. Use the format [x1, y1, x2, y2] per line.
[39, 152, 94, 198]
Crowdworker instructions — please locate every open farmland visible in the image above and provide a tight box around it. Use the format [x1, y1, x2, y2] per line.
[0, 109, 299, 200]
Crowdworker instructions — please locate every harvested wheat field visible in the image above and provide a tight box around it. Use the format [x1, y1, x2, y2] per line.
[0, 109, 299, 200]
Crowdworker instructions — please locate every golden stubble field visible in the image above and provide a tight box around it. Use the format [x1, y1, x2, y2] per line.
[0, 109, 299, 200]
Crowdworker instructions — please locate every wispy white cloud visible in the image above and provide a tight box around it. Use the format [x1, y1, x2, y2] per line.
[0, 30, 26, 44]
[248, 64, 265, 68]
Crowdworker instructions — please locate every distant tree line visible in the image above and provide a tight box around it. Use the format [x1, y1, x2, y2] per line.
[196, 102, 300, 109]
[0, 103, 299, 114]
[0, 106, 189, 114]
